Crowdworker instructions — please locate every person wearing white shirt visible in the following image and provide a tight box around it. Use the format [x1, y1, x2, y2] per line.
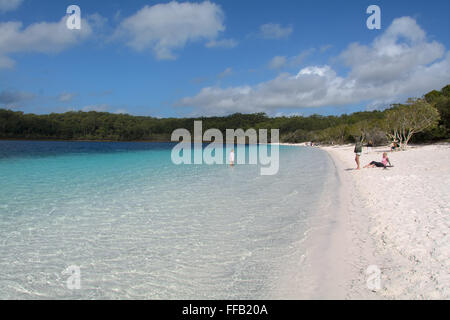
[229, 149, 235, 167]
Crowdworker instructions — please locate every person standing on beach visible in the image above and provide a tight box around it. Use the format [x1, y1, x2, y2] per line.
[230, 149, 235, 167]
[354, 140, 362, 170]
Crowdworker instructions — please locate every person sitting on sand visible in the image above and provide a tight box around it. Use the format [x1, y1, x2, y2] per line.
[364, 152, 392, 169]
[391, 140, 400, 151]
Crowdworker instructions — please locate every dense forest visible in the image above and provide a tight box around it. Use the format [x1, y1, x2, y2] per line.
[1, 85, 449, 146]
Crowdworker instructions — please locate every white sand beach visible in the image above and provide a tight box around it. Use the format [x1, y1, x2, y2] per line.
[319, 143, 450, 299]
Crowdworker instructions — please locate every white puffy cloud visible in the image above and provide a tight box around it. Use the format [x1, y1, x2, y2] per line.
[0, 0, 22, 13]
[178, 17, 450, 115]
[178, 71, 347, 115]
[340, 17, 445, 86]
[259, 23, 293, 39]
[114, 1, 225, 60]
[0, 16, 92, 68]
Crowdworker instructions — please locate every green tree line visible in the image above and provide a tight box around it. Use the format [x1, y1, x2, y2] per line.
[1, 85, 449, 145]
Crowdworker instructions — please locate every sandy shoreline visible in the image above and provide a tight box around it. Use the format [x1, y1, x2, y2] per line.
[276, 142, 449, 299]
[320, 143, 450, 299]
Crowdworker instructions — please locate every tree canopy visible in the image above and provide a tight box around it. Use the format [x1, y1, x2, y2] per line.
[1, 85, 449, 145]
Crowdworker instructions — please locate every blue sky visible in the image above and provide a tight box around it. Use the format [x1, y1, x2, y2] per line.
[0, 0, 449, 117]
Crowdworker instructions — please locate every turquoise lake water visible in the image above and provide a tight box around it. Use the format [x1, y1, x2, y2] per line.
[0, 141, 337, 299]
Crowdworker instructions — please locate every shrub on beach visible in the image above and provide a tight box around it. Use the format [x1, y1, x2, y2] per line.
[385, 99, 440, 148]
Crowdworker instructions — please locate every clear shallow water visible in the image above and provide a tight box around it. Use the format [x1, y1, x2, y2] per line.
[0, 140, 337, 299]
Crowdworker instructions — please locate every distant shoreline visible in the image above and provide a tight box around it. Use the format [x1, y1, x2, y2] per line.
[0, 137, 173, 143]
[0, 138, 286, 145]
[2, 138, 447, 148]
